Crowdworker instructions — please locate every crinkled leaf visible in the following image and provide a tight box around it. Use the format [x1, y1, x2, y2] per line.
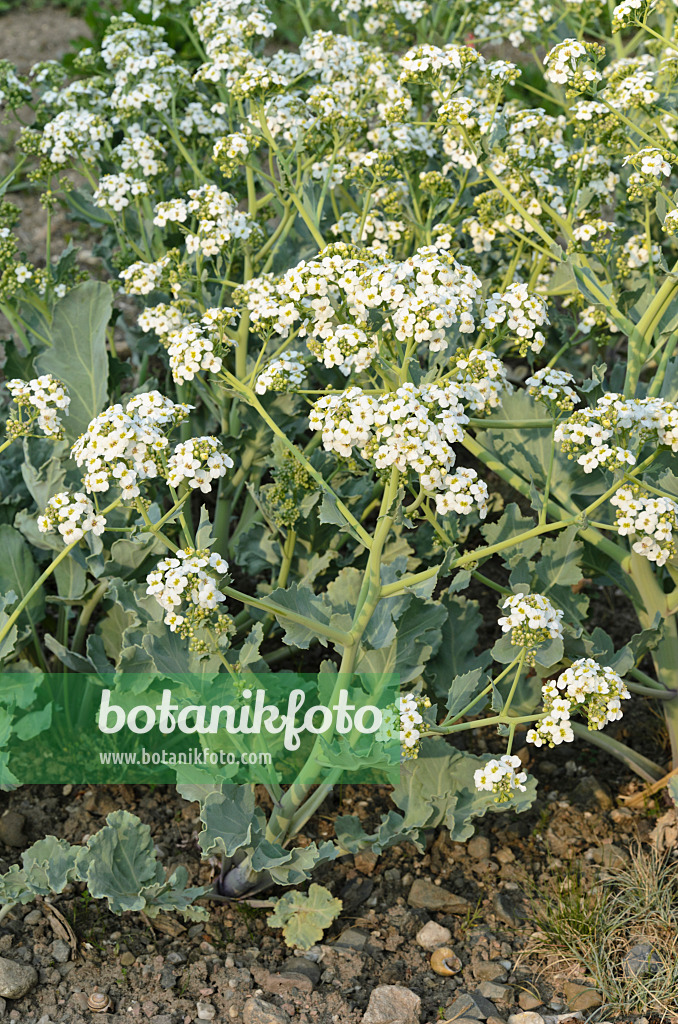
[76, 809, 163, 914]
[35, 280, 113, 439]
[140, 865, 209, 921]
[198, 786, 256, 858]
[265, 583, 335, 649]
[22, 837, 79, 894]
[268, 884, 342, 950]
[446, 668, 488, 719]
[0, 525, 43, 634]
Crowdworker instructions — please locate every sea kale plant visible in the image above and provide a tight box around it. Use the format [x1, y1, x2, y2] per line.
[1, 0, 678, 946]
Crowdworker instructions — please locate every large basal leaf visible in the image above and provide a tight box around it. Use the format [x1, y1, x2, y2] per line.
[425, 593, 491, 700]
[22, 837, 79, 895]
[334, 810, 424, 855]
[198, 786, 257, 858]
[268, 883, 342, 950]
[140, 865, 209, 922]
[35, 280, 113, 440]
[0, 525, 43, 635]
[76, 809, 163, 914]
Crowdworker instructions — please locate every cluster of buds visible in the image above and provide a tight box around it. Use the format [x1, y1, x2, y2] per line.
[474, 754, 528, 802]
[377, 692, 432, 761]
[5, 375, 70, 439]
[255, 351, 306, 394]
[611, 484, 678, 567]
[37, 491, 106, 544]
[145, 547, 232, 650]
[498, 592, 564, 662]
[525, 367, 580, 415]
[527, 659, 631, 748]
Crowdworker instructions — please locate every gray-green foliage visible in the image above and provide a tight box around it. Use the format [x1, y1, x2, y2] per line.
[0, 810, 208, 921]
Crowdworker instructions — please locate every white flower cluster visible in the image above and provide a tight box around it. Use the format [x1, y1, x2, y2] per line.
[119, 254, 174, 296]
[527, 659, 631, 748]
[543, 39, 603, 89]
[5, 375, 70, 439]
[163, 310, 235, 384]
[377, 692, 432, 760]
[448, 349, 513, 413]
[71, 391, 192, 499]
[612, 0, 658, 31]
[238, 246, 482, 373]
[153, 184, 256, 255]
[137, 302, 187, 337]
[39, 109, 112, 166]
[498, 593, 564, 654]
[166, 437, 234, 492]
[474, 754, 528, 802]
[93, 173, 149, 212]
[146, 546, 230, 645]
[525, 367, 580, 413]
[309, 382, 489, 514]
[255, 351, 306, 394]
[555, 394, 678, 474]
[622, 146, 671, 178]
[481, 283, 549, 355]
[611, 484, 678, 566]
[37, 491, 106, 544]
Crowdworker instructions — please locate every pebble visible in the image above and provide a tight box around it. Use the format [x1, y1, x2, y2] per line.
[0, 811, 25, 848]
[333, 928, 368, 951]
[243, 997, 291, 1024]
[447, 992, 498, 1021]
[477, 982, 512, 1003]
[508, 1013, 545, 1024]
[416, 921, 452, 951]
[561, 983, 603, 1011]
[197, 1002, 216, 1020]
[473, 962, 507, 983]
[23, 909, 42, 927]
[361, 984, 421, 1024]
[492, 892, 525, 928]
[518, 992, 542, 1010]
[468, 836, 491, 860]
[0, 955, 38, 999]
[50, 940, 71, 964]
[407, 879, 470, 914]
[571, 776, 613, 812]
[589, 844, 628, 870]
[621, 942, 661, 978]
[354, 851, 379, 875]
[120, 951, 136, 967]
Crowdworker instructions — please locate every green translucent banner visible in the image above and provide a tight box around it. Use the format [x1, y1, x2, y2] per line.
[0, 671, 401, 787]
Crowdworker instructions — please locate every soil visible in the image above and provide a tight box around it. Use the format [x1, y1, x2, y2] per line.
[1, 8, 678, 1024]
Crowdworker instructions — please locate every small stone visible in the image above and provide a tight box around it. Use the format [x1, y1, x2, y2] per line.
[478, 982, 512, 1003]
[508, 1014, 545, 1024]
[23, 909, 42, 926]
[621, 942, 661, 979]
[362, 984, 421, 1024]
[243, 997, 291, 1024]
[492, 891, 525, 928]
[408, 879, 470, 914]
[447, 994, 485, 1021]
[473, 962, 508, 983]
[561, 983, 603, 1011]
[468, 836, 491, 860]
[50, 940, 71, 964]
[416, 921, 452, 951]
[354, 851, 379, 875]
[159, 965, 176, 989]
[590, 844, 628, 870]
[571, 777, 613, 812]
[334, 928, 368, 951]
[518, 992, 543, 1011]
[197, 1003, 216, 1020]
[120, 951, 135, 967]
[0, 956, 38, 999]
[0, 812, 25, 849]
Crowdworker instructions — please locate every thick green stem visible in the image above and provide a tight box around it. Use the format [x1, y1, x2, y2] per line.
[627, 551, 678, 768]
